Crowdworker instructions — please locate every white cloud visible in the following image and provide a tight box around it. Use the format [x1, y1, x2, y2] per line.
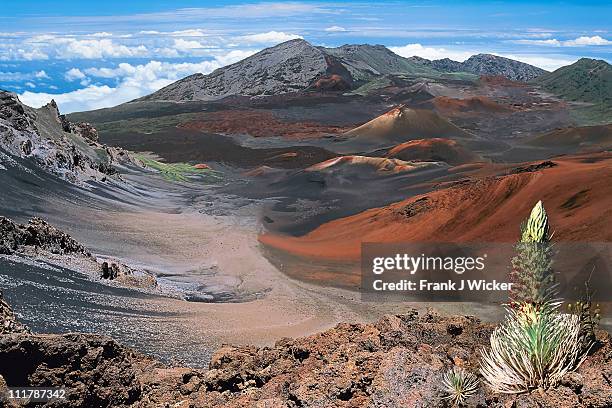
[523, 32, 554, 39]
[514, 35, 611, 47]
[515, 39, 562, 46]
[213, 49, 257, 65]
[19, 51, 257, 113]
[138, 28, 207, 37]
[236, 31, 302, 44]
[61, 38, 148, 59]
[25, 82, 36, 89]
[15, 36, 148, 60]
[156, 48, 181, 58]
[0, 70, 49, 81]
[64, 68, 86, 81]
[564, 35, 611, 46]
[491, 53, 577, 71]
[90, 32, 113, 37]
[20, 85, 122, 113]
[35, 70, 49, 79]
[127, 3, 327, 21]
[169, 29, 207, 37]
[389, 43, 474, 62]
[0, 72, 24, 81]
[173, 38, 204, 51]
[325, 26, 347, 32]
[27, 34, 57, 43]
[17, 48, 49, 60]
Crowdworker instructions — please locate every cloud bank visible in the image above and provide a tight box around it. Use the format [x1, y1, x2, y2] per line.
[19, 51, 256, 113]
[514, 35, 612, 47]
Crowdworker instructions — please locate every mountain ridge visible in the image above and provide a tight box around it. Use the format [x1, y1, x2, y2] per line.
[534, 57, 612, 106]
[408, 53, 548, 82]
[141, 40, 548, 103]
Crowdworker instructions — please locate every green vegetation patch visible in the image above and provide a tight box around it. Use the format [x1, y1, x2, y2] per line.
[135, 155, 222, 182]
[569, 103, 612, 126]
[95, 112, 200, 136]
[346, 77, 394, 96]
[535, 58, 612, 125]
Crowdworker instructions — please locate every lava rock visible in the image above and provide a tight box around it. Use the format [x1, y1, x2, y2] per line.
[0, 216, 90, 256]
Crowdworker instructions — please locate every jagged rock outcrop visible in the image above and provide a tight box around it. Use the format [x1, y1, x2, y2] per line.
[462, 54, 547, 81]
[409, 53, 547, 81]
[0, 291, 29, 335]
[0, 215, 157, 289]
[0, 306, 610, 407]
[0, 91, 141, 184]
[68, 121, 99, 142]
[0, 216, 89, 256]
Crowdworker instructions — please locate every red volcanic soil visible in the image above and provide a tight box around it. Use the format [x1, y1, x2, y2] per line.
[343, 105, 473, 144]
[312, 74, 351, 91]
[426, 96, 514, 116]
[305, 156, 420, 174]
[179, 109, 350, 139]
[259, 153, 612, 260]
[243, 165, 277, 177]
[265, 152, 299, 161]
[385, 138, 482, 165]
[479, 75, 528, 87]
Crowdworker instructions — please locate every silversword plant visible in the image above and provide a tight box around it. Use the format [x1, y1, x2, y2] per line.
[509, 200, 556, 307]
[480, 300, 588, 393]
[481, 201, 592, 394]
[441, 366, 479, 406]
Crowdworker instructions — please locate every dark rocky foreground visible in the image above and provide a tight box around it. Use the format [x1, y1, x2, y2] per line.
[0, 294, 610, 408]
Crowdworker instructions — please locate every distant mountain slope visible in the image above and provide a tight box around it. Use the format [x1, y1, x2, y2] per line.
[535, 58, 612, 106]
[142, 39, 331, 102]
[408, 54, 547, 81]
[141, 41, 550, 103]
[320, 44, 436, 81]
[142, 40, 440, 102]
[527, 124, 612, 149]
[408, 56, 463, 73]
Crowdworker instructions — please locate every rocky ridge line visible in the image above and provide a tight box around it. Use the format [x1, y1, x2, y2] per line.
[0, 91, 142, 184]
[141, 40, 547, 102]
[409, 54, 548, 82]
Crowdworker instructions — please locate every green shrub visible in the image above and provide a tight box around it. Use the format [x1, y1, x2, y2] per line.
[567, 280, 601, 350]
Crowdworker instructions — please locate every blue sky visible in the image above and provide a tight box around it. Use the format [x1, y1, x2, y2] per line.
[1, 1, 610, 113]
